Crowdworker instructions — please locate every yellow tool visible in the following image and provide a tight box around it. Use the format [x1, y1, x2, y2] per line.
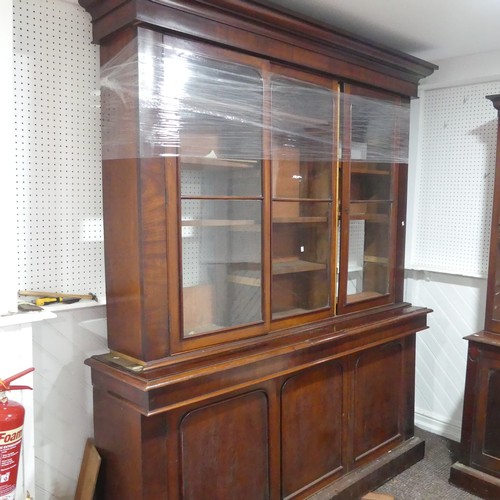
[34, 297, 81, 306]
[19, 291, 98, 307]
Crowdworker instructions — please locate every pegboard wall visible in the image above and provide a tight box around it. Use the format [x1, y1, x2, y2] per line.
[13, 0, 105, 298]
[411, 81, 500, 278]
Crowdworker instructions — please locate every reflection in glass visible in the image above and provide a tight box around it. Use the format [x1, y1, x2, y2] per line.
[178, 56, 264, 337]
[181, 200, 262, 337]
[347, 160, 393, 303]
[347, 207, 391, 302]
[178, 57, 263, 196]
[350, 95, 409, 164]
[270, 75, 334, 320]
[272, 202, 330, 319]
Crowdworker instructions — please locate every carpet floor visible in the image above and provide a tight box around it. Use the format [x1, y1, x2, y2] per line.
[374, 427, 480, 499]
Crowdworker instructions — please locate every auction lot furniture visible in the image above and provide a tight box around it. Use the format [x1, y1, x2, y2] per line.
[450, 95, 500, 500]
[79, 1, 435, 497]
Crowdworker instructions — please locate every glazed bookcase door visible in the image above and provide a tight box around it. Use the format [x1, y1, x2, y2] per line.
[269, 67, 339, 325]
[338, 85, 407, 313]
[164, 37, 271, 351]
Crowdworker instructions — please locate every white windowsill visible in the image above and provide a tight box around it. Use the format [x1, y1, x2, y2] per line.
[0, 310, 57, 328]
[0, 298, 106, 327]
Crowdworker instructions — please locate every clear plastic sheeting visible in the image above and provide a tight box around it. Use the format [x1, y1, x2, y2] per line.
[100, 37, 410, 163]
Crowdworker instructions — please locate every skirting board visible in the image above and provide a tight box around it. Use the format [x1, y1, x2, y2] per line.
[415, 409, 462, 442]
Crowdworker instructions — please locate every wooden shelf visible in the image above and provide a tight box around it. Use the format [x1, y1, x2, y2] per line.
[181, 156, 258, 169]
[364, 256, 389, 264]
[273, 259, 326, 275]
[351, 165, 391, 175]
[227, 271, 261, 287]
[273, 111, 331, 127]
[228, 259, 326, 287]
[273, 216, 327, 224]
[350, 213, 389, 223]
[230, 224, 261, 232]
[182, 219, 256, 227]
[347, 291, 384, 303]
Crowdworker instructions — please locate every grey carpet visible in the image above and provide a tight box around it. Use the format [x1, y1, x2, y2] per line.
[374, 427, 480, 499]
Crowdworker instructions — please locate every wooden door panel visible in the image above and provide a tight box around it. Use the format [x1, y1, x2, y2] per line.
[180, 391, 270, 499]
[471, 354, 500, 475]
[281, 361, 344, 497]
[352, 342, 403, 463]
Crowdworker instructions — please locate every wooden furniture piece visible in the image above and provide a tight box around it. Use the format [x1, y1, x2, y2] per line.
[450, 95, 500, 499]
[78, 1, 435, 498]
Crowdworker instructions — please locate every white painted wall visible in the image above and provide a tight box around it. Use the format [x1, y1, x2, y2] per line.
[9, 0, 107, 497]
[407, 50, 500, 441]
[33, 305, 107, 500]
[0, 0, 18, 315]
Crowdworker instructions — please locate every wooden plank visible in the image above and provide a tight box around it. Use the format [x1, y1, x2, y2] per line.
[361, 493, 394, 500]
[75, 439, 101, 500]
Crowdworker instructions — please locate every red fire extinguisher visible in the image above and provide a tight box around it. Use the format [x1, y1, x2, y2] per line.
[0, 368, 34, 500]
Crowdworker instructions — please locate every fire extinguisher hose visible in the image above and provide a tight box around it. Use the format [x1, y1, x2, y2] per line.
[0, 368, 35, 395]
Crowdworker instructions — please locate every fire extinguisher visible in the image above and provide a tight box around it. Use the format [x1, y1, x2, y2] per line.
[0, 368, 34, 500]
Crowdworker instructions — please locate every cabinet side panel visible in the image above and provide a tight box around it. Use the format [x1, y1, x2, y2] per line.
[138, 158, 169, 359]
[102, 159, 143, 357]
[100, 28, 144, 357]
[180, 392, 270, 499]
[93, 388, 168, 498]
[281, 361, 344, 497]
[352, 341, 403, 463]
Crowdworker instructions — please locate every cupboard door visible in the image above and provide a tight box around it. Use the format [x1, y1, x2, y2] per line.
[338, 85, 409, 313]
[281, 362, 345, 497]
[270, 70, 338, 323]
[470, 353, 500, 476]
[352, 342, 404, 465]
[180, 392, 270, 499]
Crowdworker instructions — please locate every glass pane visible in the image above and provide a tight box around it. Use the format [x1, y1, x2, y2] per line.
[484, 369, 500, 458]
[179, 57, 263, 197]
[347, 203, 391, 302]
[180, 159, 262, 197]
[181, 200, 262, 336]
[350, 163, 392, 201]
[272, 201, 330, 319]
[350, 95, 409, 163]
[271, 76, 334, 200]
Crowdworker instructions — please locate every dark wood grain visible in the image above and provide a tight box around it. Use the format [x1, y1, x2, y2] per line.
[281, 362, 344, 496]
[79, 0, 436, 96]
[180, 392, 270, 499]
[352, 341, 403, 465]
[80, 1, 434, 497]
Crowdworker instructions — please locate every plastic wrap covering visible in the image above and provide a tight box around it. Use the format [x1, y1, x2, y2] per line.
[100, 37, 410, 163]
